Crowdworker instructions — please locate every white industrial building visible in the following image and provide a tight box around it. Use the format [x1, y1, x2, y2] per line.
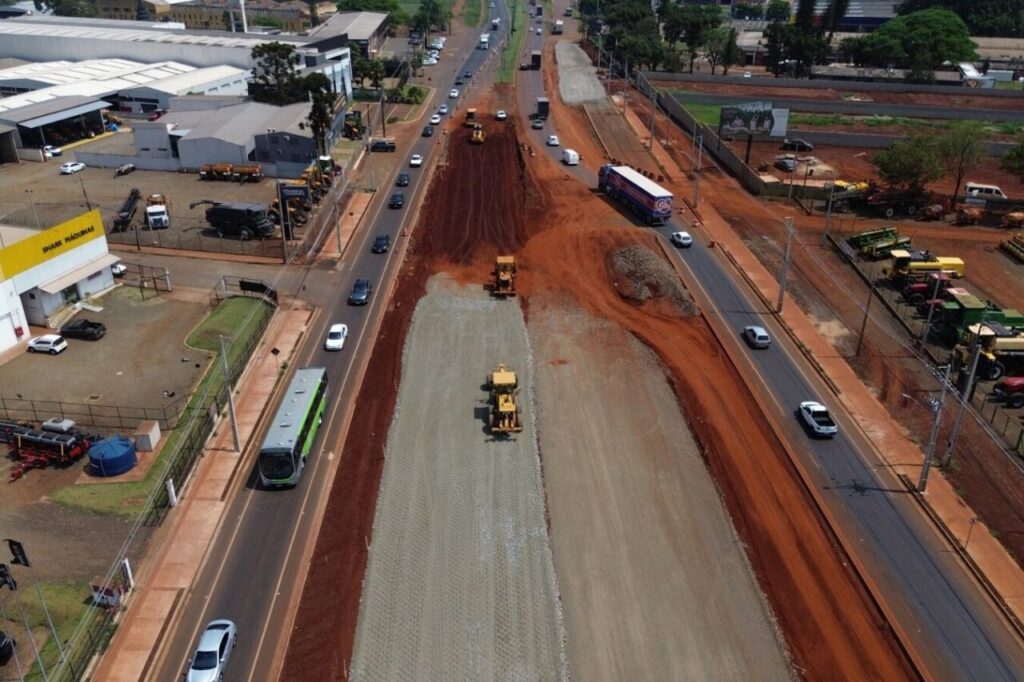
[0, 210, 120, 352]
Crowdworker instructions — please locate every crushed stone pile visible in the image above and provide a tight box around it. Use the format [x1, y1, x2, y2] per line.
[609, 245, 698, 315]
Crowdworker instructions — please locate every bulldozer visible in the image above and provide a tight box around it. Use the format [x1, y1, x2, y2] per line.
[470, 124, 485, 145]
[493, 256, 517, 297]
[488, 363, 523, 434]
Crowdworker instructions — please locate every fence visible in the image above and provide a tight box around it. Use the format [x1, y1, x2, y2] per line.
[106, 226, 286, 260]
[0, 395, 188, 432]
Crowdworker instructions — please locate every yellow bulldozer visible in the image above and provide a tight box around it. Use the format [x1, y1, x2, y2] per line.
[471, 124, 485, 144]
[488, 363, 523, 434]
[493, 255, 517, 297]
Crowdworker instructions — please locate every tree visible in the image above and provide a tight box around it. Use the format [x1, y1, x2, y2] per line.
[661, 2, 687, 47]
[763, 21, 787, 76]
[999, 140, 1024, 184]
[734, 3, 763, 19]
[704, 26, 741, 75]
[872, 134, 944, 193]
[367, 58, 386, 90]
[33, 0, 95, 15]
[897, 0, 1024, 39]
[849, 9, 976, 75]
[765, 0, 791, 22]
[303, 73, 334, 156]
[250, 42, 305, 105]
[680, 4, 722, 73]
[351, 53, 370, 89]
[721, 27, 742, 76]
[412, 0, 445, 32]
[822, 0, 851, 45]
[937, 122, 988, 200]
[784, 0, 828, 77]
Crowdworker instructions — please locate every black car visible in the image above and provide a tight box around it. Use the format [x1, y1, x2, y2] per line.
[0, 631, 15, 667]
[455, 77, 464, 85]
[422, 125, 434, 137]
[348, 278, 372, 305]
[371, 234, 391, 253]
[463, 70, 472, 78]
[60, 318, 107, 340]
[396, 172, 410, 187]
[370, 139, 396, 152]
[781, 138, 813, 152]
[388, 192, 405, 209]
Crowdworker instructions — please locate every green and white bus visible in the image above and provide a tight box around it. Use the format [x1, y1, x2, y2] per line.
[258, 366, 329, 487]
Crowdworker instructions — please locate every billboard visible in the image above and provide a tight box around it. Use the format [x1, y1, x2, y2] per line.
[719, 102, 789, 137]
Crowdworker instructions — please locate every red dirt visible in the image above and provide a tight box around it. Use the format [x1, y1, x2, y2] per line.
[283, 70, 917, 680]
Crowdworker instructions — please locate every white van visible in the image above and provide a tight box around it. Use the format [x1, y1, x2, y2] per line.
[966, 182, 1007, 200]
[562, 148, 579, 165]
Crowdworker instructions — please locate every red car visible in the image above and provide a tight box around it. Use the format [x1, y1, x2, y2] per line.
[147, 110, 166, 121]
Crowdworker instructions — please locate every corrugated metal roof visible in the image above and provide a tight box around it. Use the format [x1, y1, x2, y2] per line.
[0, 59, 193, 88]
[167, 100, 309, 145]
[307, 11, 387, 41]
[0, 96, 111, 125]
[0, 18, 307, 48]
[131, 65, 248, 94]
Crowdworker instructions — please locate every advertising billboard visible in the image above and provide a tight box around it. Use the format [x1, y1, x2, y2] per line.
[719, 102, 789, 137]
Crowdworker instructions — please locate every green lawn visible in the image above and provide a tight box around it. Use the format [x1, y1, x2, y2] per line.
[682, 102, 723, 127]
[397, 0, 420, 18]
[461, 0, 481, 27]
[15, 582, 98, 681]
[995, 80, 1023, 91]
[497, 0, 529, 84]
[50, 297, 272, 517]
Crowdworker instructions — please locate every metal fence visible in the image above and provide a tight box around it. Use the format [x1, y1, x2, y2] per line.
[106, 226, 286, 260]
[0, 395, 188, 432]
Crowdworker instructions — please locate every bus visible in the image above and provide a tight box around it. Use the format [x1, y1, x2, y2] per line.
[258, 367, 329, 487]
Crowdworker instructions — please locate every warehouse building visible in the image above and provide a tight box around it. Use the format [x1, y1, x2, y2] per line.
[305, 11, 389, 58]
[0, 209, 120, 351]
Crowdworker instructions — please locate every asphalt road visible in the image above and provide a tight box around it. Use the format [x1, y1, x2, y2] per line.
[152, 16, 509, 681]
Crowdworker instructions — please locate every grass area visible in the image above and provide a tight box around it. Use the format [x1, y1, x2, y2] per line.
[497, 0, 529, 83]
[12, 582, 97, 681]
[461, 0, 481, 27]
[50, 297, 272, 517]
[683, 103, 723, 127]
[397, 0, 420, 18]
[995, 81, 1024, 91]
[788, 112, 1024, 137]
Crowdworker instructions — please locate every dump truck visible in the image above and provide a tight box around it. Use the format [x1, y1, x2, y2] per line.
[470, 124, 485, 144]
[493, 256, 517, 296]
[883, 249, 965, 286]
[144, 194, 170, 229]
[199, 163, 233, 181]
[191, 201, 275, 240]
[844, 225, 910, 260]
[531, 50, 542, 69]
[488, 363, 523, 434]
[598, 164, 673, 224]
[234, 163, 263, 183]
[463, 108, 478, 128]
[957, 322, 1024, 380]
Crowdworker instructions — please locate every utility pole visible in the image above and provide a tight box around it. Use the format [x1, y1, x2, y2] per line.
[78, 174, 92, 210]
[219, 336, 241, 453]
[918, 364, 952, 492]
[920, 274, 943, 345]
[823, 177, 835, 245]
[25, 190, 40, 229]
[693, 134, 703, 207]
[855, 279, 876, 357]
[775, 217, 795, 314]
[943, 320, 987, 467]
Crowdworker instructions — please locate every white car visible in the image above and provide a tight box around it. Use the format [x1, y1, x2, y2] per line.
[438, 104, 449, 115]
[409, 154, 423, 167]
[742, 325, 771, 349]
[430, 113, 442, 125]
[111, 262, 127, 277]
[59, 161, 85, 174]
[43, 145, 62, 158]
[27, 335, 68, 355]
[186, 619, 237, 682]
[546, 134, 560, 147]
[449, 88, 459, 98]
[495, 110, 507, 120]
[536, 27, 542, 34]
[798, 401, 839, 438]
[423, 58, 438, 66]
[669, 231, 693, 248]
[324, 323, 348, 351]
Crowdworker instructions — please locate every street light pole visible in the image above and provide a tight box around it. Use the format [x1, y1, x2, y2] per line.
[693, 134, 703, 207]
[918, 363, 951, 492]
[855, 279, 876, 357]
[775, 217, 795, 313]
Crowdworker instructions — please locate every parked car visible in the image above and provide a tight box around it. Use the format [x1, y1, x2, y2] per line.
[60, 319, 107, 341]
[546, 134, 560, 146]
[396, 172, 410, 187]
[992, 377, 1024, 409]
[496, 110, 507, 120]
[798, 401, 838, 438]
[114, 163, 136, 177]
[0, 631, 14, 666]
[781, 138, 813, 152]
[371, 234, 391, 253]
[774, 158, 796, 172]
[409, 154, 423, 167]
[669, 231, 693, 248]
[348, 278, 373, 305]
[42, 145, 62, 158]
[388, 192, 405, 209]
[423, 57, 438, 66]
[369, 139, 396, 152]
[27, 335, 68, 355]
[59, 161, 86, 174]
[742, 325, 771, 349]
[111, 262, 127, 277]
[449, 88, 459, 98]
[324, 323, 348, 351]
[147, 109, 166, 121]
[186, 619, 237, 682]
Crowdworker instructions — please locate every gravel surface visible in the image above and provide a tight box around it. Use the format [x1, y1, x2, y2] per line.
[556, 42, 606, 104]
[350, 274, 567, 681]
[609, 245, 698, 313]
[529, 296, 792, 681]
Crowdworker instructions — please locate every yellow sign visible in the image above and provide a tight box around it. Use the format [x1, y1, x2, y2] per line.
[0, 209, 103, 280]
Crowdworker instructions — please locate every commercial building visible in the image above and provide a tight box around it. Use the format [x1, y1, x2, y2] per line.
[0, 210, 120, 352]
[305, 11, 389, 58]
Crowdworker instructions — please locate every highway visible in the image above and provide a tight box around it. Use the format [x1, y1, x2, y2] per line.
[152, 12, 510, 680]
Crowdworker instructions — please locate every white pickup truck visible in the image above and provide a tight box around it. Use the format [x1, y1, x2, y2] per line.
[798, 401, 838, 438]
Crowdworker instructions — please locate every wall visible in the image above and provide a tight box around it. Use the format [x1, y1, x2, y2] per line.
[178, 136, 250, 167]
[133, 125, 175, 158]
[75, 151, 182, 171]
[253, 131, 316, 176]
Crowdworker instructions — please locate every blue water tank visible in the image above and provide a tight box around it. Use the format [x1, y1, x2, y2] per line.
[88, 436, 138, 477]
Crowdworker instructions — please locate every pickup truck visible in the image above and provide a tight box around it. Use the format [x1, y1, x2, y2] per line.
[798, 401, 838, 438]
[60, 319, 107, 341]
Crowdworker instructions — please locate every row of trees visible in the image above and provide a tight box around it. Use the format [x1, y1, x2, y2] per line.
[895, 0, 1024, 39]
[839, 9, 977, 78]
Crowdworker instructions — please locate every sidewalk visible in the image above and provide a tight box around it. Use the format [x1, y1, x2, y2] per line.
[621, 101, 1024, 629]
[93, 300, 315, 681]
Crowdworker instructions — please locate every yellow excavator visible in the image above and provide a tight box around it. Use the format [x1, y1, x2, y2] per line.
[488, 363, 523, 434]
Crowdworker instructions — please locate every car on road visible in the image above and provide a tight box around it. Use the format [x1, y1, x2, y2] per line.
[546, 134, 560, 146]
[371, 234, 391, 253]
[438, 104, 449, 115]
[396, 172, 410, 187]
[429, 113, 442, 125]
[26, 335, 68, 355]
[409, 154, 423, 167]
[520, 62, 530, 70]
[324, 323, 348, 351]
[781, 138, 814, 152]
[388, 192, 405, 208]
[59, 161, 85, 174]
[186, 619, 237, 682]
[449, 88, 459, 98]
[531, 118, 544, 129]
[669, 231, 693, 248]
[742, 325, 771, 349]
[495, 110, 507, 120]
[463, 70, 472, 78]
[348, 278, 373, 305]
[60, 319, 107, 341]
[798, 401, 839, 438]
[536, 27, 542, 34]
[42, 145, 62, 158]
[454, 77, 464, 85]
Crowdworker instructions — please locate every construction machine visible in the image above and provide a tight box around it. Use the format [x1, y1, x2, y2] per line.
[199, 163, 234, 181]
[233, 163, 263, 183]
[488, 363, 523, 434]
[956, 322, 1024, 380]
[493, 256, 517, 296]
[471, 124, 485, 144]
[1000, 233, 1024, 264]
[883, 249, 965, 286]
[844, 225, 910, 260]
[463, 108, 478, 128]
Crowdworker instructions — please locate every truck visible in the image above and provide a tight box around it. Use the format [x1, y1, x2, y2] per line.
[536, 97, 549, 118]
[531, 50, 542, 69]
[798, 401, 838, 438]
[59, 319, 107, 341]
[553, 19, 564, 33]
[144, 194, 170, 229]
[598, 164, 674, 224]
[479, 33, 490, 49]
[491, 17, 500, 29]
[201, 202, 275, 240]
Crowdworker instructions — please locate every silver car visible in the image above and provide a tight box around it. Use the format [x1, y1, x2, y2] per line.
[742, 325, 771, 349]
[186, 619, 237, 682]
